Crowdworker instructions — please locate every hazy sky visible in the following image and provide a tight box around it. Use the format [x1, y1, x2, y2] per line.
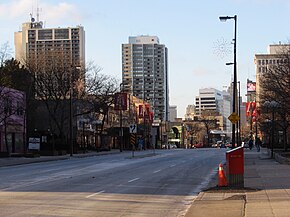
[1, 0, 290, 117]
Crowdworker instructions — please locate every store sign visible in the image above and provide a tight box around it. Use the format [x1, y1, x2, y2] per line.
[28, 137, 40, 150]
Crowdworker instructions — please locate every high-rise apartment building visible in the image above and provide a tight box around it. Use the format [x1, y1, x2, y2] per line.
[122, 36, 169, 121]
[14, 17, 85, 70]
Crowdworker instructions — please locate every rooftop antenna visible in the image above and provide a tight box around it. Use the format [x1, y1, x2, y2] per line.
[36, 0, 42, 23]
[37, 7, 39, 22]
[30, 13, 35, 23]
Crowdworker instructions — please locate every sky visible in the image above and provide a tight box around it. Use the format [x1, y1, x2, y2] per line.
[1, 0, 290, 118]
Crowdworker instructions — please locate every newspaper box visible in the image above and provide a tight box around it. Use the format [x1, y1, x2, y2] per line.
[226, 146, 244, 187]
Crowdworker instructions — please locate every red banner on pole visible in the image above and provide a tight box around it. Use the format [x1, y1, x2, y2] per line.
[246, 102, 256, 117]
[149, 111, 154, 123]
[138, 104, 144, 118]
[144, 103, 150, 118]
[114, 93, 128, 110]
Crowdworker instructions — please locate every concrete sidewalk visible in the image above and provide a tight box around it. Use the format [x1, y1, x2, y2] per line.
[185, 148, 290, 217]
[0, 149, 154, 167]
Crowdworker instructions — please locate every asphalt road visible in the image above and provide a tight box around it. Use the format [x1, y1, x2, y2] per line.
[0, 148, 227, 217]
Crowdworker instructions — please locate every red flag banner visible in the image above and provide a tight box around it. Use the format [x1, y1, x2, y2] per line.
[149, 111, 154, 122]
[246, 102, 256, 117]
[144, 103, 150, 118]
[138, 104, 144, 118]
[114, 93, 128, 110]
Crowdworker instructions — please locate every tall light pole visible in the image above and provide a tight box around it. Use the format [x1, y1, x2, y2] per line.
[220, 15, 237, 148]
[69, 83, 73, 156]
[237, 81, 241, 146]
[69, 66, 81, 156]
[264, 101, 279, 158]
[119, 83, 124, 152]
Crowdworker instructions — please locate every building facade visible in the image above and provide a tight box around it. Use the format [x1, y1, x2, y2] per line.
[195, 88, 231, 131]
[0, 87, 26, 155]
[254, 44, 290, 106]
[169, 105, 177, 122]
[14, 17, 85, 70]
[122, 36, 169, 121]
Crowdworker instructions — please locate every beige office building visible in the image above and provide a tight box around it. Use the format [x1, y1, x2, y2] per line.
[254, 44, 290, 106]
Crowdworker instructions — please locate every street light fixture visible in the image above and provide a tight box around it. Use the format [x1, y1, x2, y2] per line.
[219, 15, 238, 149]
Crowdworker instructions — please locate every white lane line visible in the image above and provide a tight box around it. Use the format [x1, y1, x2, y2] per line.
[86, 190, 105, 198]
[153, 169, 161, 173]
[128, 178, 140, 183]
[170, 164, 176, 167]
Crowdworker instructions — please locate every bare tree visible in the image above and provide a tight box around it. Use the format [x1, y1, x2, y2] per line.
[186, 122, 204, 145]
[24, 51, 119, 152]
[25, 54, 84, 150]
[259, 45, 290, 151]
[0, 42, 12, 66]
[200, 110, 220, 146]
[78, 64, 119, 148]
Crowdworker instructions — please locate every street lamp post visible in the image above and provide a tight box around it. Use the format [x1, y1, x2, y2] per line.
[237, 81, 241, 146]
[69, 85, 73, 156]
[220, 15, 237, 148]
[69, 66, 81, 156]
[264, 101, 279, 158]
[119, 83, 124, 152]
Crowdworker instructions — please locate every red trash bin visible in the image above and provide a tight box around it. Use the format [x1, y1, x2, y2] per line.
[226, 146, 244, 187]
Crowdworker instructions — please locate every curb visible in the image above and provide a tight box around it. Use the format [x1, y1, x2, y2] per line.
[0, 150, 122, 167]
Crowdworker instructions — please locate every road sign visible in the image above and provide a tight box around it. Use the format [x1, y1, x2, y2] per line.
[228, 112, 240, 124]
[129, 124, 137, 134]
[130, 134, 136, 146]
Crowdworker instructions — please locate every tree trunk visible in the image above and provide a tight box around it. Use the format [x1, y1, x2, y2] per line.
[4, 119, 10, 156]
[283, 128, 288, 152]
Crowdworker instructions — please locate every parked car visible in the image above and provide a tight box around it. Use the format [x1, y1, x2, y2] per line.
[212, 141, 225, 148]
[169, 144, 177, 149]
[225, 143, 237, 148]
[162, 143, 177, 149]
[192, 143, 203, 148]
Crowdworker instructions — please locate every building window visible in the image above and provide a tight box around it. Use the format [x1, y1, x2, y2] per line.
[38, 29, 53, 40]
[4, 98, 12, 115]
[55, 29, 69, 39]
[16, 102, 23, 116]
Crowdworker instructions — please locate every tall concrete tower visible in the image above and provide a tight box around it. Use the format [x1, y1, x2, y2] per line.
[122, 36, 169, 121]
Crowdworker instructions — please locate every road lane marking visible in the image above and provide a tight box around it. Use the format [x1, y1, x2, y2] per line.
[153, 169, 161, 173]
[128, 178, 140, 183]
[170, 164, 176, 167]
[86, 190, 105, 198]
